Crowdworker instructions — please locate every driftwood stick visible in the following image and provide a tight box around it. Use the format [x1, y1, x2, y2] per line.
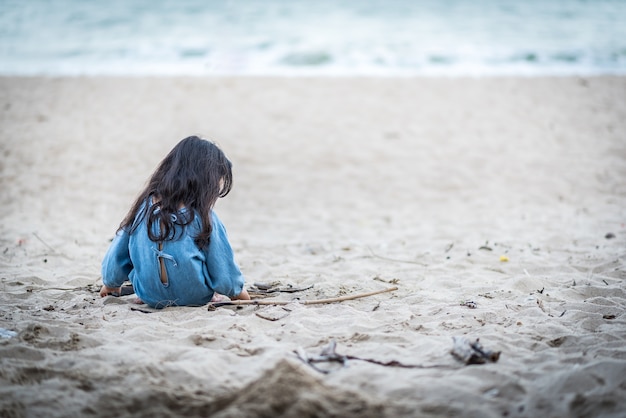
[208, 286, 398, 308]
[302, 286, 398, 305]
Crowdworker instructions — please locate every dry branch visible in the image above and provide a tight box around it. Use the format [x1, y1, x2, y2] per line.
[208, 286, 398, 309]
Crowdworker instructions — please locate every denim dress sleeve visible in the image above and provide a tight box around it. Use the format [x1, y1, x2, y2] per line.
[204, 212, 245, 298]
[101, 229, 133, 288]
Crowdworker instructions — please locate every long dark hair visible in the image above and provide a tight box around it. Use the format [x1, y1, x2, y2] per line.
[119, 136, 233, 249]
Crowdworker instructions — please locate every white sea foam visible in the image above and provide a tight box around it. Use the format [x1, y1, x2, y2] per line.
[1, 0, 625, 76]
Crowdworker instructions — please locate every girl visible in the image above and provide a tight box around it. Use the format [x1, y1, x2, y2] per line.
[100, 136, 250, 308]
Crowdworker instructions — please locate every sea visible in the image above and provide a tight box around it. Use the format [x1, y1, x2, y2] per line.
[1, 0, 625, 76]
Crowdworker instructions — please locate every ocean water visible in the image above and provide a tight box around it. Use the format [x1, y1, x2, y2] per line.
[1, 0, 625, 76]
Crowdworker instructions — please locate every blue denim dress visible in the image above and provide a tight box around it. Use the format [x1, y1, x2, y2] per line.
[101, 203, 245, 308]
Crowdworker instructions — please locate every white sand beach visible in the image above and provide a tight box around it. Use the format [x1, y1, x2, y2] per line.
[0, 76, 625, 417]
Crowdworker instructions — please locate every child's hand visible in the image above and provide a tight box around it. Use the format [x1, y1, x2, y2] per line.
[232, 288, 250, 301]
[100, 285, 121, 297]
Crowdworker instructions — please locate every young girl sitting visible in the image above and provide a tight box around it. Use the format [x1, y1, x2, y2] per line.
[100, 136, 250, 308]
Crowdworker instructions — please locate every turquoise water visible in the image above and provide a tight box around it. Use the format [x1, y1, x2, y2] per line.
[1, 0, 625, 76]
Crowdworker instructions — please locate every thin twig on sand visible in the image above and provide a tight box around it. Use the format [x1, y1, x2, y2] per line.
[295, 340, 450, 374]
[367, 247, 428, 266]
[32, 232, 57, 253]
[208, 286, 398, 309]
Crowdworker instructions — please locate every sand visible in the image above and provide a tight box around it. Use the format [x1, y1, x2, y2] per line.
[0, 76, 625, 417]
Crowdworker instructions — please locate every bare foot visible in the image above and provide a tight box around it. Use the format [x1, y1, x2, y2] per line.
[211, 293, 230, 303]
[100, 285, 121, 298]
